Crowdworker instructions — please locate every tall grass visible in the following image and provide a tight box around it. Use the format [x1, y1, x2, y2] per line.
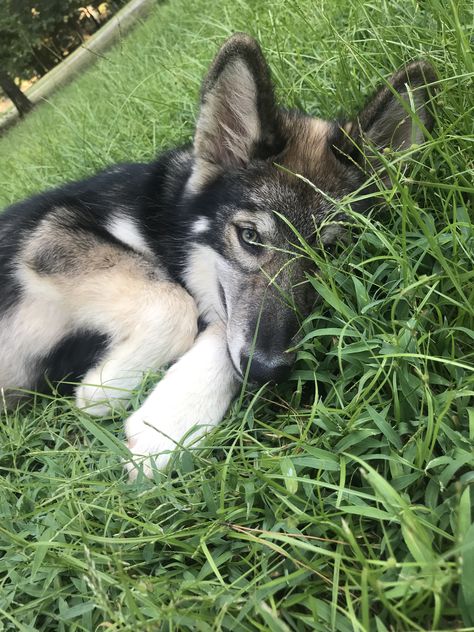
[0, 0, 473, 629]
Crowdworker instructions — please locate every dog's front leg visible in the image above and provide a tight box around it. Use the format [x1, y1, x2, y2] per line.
[124, 322, 239, 479]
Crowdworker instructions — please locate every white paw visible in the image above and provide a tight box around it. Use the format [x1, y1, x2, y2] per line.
[124, 417, 176, 479]
[75, 383, 112, 416]
[123, 401, 212, 480]
[75, 375, 130, 417]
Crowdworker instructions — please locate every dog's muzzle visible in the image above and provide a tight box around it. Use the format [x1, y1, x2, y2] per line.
[240, 350, 295, 384]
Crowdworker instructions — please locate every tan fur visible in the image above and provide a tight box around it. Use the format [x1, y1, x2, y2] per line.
[1, 213, 198, 404]
[278, 115, 349, 188]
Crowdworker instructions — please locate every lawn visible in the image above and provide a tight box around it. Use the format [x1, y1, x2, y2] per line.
[0, 0, 473, 630]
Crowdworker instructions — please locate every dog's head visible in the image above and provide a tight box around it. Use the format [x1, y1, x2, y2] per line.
[183, 33, 436, 383]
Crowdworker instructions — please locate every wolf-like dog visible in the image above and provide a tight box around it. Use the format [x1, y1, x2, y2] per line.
[0, 34, 435, 477]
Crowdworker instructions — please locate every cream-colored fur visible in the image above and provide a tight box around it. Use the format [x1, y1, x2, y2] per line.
[75, 283, 198, 415]
[1, 219, 198, 413]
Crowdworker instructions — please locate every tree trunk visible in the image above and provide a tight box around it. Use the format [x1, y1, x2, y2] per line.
[0, 70, 33, 117]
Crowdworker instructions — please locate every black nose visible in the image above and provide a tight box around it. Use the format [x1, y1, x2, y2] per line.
[240, 352, 294, 384]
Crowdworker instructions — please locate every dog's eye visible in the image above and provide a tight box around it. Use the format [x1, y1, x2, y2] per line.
[240, 227, 261, 245]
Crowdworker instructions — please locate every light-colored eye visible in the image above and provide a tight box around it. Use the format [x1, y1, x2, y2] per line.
[240, 227, 261, 245]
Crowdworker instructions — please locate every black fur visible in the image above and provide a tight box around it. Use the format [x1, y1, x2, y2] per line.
[35, 331, 109, 396]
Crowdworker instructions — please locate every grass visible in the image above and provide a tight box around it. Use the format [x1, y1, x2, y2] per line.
[0, 0, 473, 629]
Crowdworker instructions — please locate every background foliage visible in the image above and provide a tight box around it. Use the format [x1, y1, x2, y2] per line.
[0, 0, 127, 81]
[0, 0, 473, 629]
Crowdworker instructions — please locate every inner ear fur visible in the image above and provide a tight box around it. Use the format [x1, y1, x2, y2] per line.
[332, 60, 437, 171]
[190, 33, 283, 190]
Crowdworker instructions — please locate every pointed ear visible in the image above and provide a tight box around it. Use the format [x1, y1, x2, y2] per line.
[334, 61, 437, 172]
[189, 33, 282, 190]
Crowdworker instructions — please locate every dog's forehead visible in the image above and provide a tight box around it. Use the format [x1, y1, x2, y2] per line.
[242, 184, 323, 243]
[280, 115, 330, 170]
[246, 114, 357, 235]
[247, 178, 322, 221]
[278, 113, 351, 189]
